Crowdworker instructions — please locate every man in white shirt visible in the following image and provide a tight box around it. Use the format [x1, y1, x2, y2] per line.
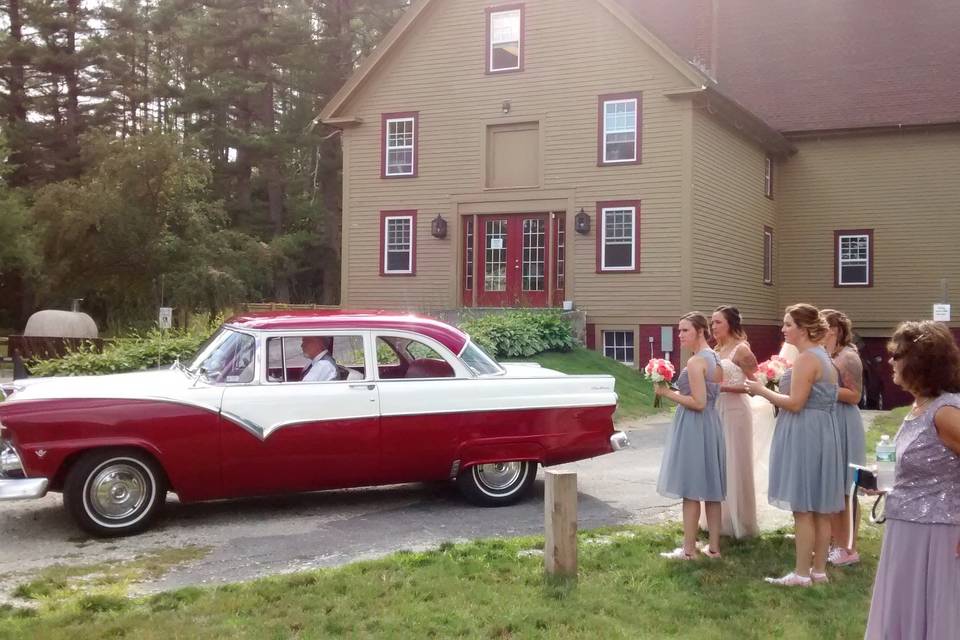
[300, 336, 338, 382]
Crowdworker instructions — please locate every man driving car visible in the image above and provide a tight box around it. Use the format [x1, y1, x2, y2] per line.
[300, 336, 337, 382]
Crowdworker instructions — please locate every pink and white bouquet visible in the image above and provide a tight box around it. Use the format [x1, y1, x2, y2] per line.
[754, 355, 791, 391]
[754, 355, 792, 415]
[644, 358, 676, 408]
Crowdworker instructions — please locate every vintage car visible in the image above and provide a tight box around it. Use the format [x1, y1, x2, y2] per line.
[0, 311, 627, 536]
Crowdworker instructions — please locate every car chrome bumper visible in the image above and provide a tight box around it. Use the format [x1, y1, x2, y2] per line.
[0, 477, 48, 501]
[610, 431, 630, 451]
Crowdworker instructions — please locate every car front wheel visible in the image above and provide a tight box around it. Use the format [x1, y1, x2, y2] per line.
[63, 449, 166, 537]
[456, 460, 537, 507]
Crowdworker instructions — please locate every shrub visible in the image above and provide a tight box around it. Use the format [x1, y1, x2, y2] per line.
[29, 317, 220, 377]
[459, 311, 576, 358]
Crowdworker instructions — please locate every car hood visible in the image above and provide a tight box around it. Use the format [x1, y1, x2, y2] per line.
[2, 368, 196, 404]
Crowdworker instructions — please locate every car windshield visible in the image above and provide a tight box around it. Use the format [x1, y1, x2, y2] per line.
[459, 340, 504, 376]
[185, 328, 256, 383]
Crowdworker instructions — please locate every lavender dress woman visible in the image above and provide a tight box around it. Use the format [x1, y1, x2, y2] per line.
[865, 393, 960, 640]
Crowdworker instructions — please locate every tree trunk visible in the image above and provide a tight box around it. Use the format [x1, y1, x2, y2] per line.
[4, 0, 30, 185]
[64, 0, 83, 173]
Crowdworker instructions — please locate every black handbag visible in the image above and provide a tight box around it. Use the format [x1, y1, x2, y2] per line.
[850, 464, 885, 530]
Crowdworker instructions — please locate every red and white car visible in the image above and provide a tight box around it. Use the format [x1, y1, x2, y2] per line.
[0, 311, 627, 536]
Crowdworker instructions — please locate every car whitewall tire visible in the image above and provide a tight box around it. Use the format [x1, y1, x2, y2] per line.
[64, 449, 166, 537]
[456, 460, 537, 507]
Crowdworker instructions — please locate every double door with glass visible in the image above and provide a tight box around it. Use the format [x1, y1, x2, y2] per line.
[475, 214, 549, 307]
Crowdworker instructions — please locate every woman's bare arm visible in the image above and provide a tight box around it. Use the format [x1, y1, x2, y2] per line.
[933, 405, 960, 456]
[745, 351, 818, 412]
[835, 349, 863, 406]
[657, 356, 709, 411]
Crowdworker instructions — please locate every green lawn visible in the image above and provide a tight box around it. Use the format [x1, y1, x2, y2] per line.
[865, 406, 908, 452]
[0, 522, 882, 640]
[508, 348, 660, 421]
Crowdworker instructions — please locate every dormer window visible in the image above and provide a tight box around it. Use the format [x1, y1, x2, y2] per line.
[487, 5, 524, 73]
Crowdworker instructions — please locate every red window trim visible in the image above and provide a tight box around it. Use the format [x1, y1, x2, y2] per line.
[485, 4, 525, 74]
[380, 112, 419, 179]
[764, 156, 774, 199]
[380, 210, 418, 276]
[597, 92, 643, 167]
[833, 228, 874, 288]
[595, 200, 642, 273]
[763, 225, 774, 285]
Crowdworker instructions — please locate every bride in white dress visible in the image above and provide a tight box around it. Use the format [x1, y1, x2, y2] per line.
[750, 340, 798, 529]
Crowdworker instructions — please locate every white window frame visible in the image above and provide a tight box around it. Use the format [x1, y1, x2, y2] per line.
[488, 8, 522, 73]
[764, 156, 774, 198]
[602, 98, 638, 164]
[837, 233, 871, 286]
[601, 206, 637, 271]
[384, 117, 416, 177]
[602, 330, 635, 365]
[763, 227, 774, 285]
[383, 215, 414, 274]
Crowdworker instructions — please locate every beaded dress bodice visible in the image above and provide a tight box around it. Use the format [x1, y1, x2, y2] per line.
[885, 393, 960, 525]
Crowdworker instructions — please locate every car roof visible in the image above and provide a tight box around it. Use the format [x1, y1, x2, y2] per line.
[225, 310, 469, 354]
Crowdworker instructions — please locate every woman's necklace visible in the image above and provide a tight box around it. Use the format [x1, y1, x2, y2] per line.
[908, 396, 934, 420]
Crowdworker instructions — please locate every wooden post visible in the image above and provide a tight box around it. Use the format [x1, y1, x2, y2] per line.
[544, 470, 577, 578]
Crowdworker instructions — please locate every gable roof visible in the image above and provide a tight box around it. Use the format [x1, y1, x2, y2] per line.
[623, 0, 960, 132]
[319, 0, 711, 124]
[319, 0, 792, 151]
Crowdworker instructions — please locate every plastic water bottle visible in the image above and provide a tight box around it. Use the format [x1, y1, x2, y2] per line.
[876, 435, 896, 492]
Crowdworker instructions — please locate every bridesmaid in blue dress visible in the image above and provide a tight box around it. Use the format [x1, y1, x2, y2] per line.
[821, 309, 867, 567]
[745, 304, 845, 586]
[656, 312, 727, 560]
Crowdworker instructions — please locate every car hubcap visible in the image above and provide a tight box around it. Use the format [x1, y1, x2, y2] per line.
[474, 462, 524, 491]
[88, 463, 148, 520]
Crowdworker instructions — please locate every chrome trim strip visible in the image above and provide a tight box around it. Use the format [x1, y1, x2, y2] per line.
[219, 411, 268, 440]
[218, 411, 379, 442]
[0, 477, 48, 501]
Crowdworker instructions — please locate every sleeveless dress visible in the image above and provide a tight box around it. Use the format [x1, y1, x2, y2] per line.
[865, 393, 960, 640]
[716, 346, 759, 537]
[657, 349, 726, 502]
[767, 346, 845, 513]
[832, 346, 867, 491]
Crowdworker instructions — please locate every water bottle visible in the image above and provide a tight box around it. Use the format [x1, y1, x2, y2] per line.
[876, 435, 896, 492]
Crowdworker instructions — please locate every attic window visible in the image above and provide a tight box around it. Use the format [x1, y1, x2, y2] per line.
[487, 6, 523, 73]
[381, 112, 418, 178]
[598, 93, 642, 166]
[764, 156, 774, 198]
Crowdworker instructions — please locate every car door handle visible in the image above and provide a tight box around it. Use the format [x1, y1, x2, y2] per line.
[349, 383, 376, 390]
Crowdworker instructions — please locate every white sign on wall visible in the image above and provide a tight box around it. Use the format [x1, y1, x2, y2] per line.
[933, 304, 951, 322]
[158, 307, 173, 329]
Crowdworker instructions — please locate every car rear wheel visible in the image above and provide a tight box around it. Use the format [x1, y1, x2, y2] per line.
[456, 460, 537, 506]
[63, 449, 166, 537]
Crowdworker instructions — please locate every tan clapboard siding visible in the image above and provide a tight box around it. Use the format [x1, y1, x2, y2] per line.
[339, 0, 694, 315]
[690, 111, 779, 323]
[777, 130, 960, 329]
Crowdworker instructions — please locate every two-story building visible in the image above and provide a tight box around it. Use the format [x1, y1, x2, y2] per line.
[320, 0, 960, 406]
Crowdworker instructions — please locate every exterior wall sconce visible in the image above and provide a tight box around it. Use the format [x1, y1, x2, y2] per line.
[574, 208, 591, 234]
[501, 100, 511, 114]
[431, 214, 448, 239]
